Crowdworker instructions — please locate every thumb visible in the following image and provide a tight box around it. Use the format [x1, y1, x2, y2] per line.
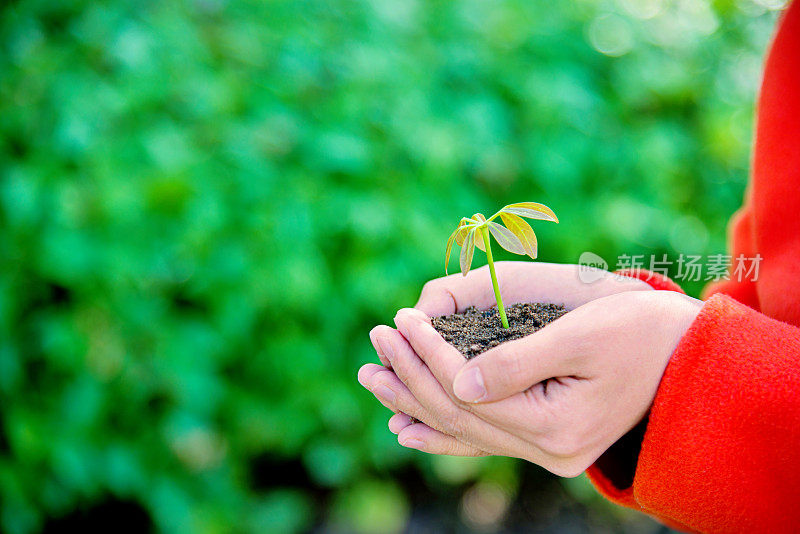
[452, 326, 578, 403]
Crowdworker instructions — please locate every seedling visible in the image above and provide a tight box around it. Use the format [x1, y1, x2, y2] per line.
[445, 202, 559, 329]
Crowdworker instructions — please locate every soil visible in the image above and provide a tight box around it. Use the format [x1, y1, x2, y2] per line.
[431, 303, 568, 359]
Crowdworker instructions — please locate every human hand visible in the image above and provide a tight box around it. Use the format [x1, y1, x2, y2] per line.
[412, 261, 652, 318]
[359, 288, 702, 477]
[370, 261, 651, 369]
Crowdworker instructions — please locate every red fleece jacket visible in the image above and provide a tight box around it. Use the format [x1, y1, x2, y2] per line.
[585, 3, 800, 532]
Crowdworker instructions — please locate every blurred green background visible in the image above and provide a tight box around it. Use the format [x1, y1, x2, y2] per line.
[0, 0, 783, 532]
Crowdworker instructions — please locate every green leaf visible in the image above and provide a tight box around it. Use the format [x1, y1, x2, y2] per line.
[488, 222, 525, 255]
[472, 214, 487, 252]
[447, 219, 479, 273]
[475, 237, 485, 252]
[500, 202, 559, 223]
[455, 224, 472, 246]
[460, 228, 475, 276]
[500, 213, 538, 259]
[474, 227, 486, 252]
[444, 225, 460, 275]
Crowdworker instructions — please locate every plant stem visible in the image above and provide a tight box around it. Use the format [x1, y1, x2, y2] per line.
[480, 226, 509, 329]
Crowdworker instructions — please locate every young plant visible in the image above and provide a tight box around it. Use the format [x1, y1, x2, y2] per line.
[444, 202, 559, 329]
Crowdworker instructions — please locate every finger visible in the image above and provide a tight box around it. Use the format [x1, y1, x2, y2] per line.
[365, 366, 452, 433]
[368, 329, 546, 455]
[414, 266, 498, 316]
[387, 312, 549, 431]
[387, 307, 572, 441]
[358, 364, 400, 413]
[371, 324, 461, 409]
[369, 325, 392, 368]
[397, 422, 489, 457]
[388, 412, 415, 434]
[367, 327, 463, 431]
[393, 308, 465, 394]
[415, 262, 653, 318]
[414, 278, 458, 317]
[451, 317, 583, 403]
[358, 363, 389, 389]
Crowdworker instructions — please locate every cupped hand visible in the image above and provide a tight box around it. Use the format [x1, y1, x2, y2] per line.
[371, 261, 649, 369]
[412, 261, 653, 317]
[359, 288, 702, 477]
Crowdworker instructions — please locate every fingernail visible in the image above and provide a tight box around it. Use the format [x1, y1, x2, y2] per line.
[372, 383, 396, 404]
[376, 336, 394, 362]
[401, 438, 425, 449]
[453, 367, 487, 403]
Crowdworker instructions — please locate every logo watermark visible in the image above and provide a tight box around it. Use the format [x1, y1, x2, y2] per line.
[578, 251, 609, 284]
[577, 252, 762, 284]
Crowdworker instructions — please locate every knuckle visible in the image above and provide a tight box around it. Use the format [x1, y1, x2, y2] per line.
[442, 438, 463, 456]
[390, 350, 423, 384]
[503, 350, 526, 377]
[372, 369, 395, 384]
[398, 357, 427, 390]
[396, 396, 427, 424]
[420, 279, 443, 298]
[497, 349, 523, 376]
[391, 389, 410, 411]
[439, 405, 467, 439]
[419, 279, 458, 313]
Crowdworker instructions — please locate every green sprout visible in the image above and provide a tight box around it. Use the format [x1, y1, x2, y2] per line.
[445, 202, 559, 329]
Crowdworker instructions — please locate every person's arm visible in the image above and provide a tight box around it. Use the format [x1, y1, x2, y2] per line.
[587, 293, 800, 532]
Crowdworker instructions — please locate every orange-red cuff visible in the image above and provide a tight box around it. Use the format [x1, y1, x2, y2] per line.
[589, 291, 800, 532]
[630, 294, 800, 531]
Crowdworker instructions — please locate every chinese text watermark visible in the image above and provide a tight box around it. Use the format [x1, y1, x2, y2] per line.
[578, 252, 762, 284]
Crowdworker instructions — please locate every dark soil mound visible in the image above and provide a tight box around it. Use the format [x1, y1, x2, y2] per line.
[431, 303, 567, 359]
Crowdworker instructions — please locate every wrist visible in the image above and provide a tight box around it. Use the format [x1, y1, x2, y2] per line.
[661, 292, 704, 356]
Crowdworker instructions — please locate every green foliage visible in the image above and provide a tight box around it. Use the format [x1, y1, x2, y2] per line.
[0, 0, 780, 532]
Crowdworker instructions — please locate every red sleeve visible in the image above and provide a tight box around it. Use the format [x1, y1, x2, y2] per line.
[585, 2, 800, 530]
[704, 0, 800, 326]
[588, 293, 800, 532]
[702, 202, 761, 310]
